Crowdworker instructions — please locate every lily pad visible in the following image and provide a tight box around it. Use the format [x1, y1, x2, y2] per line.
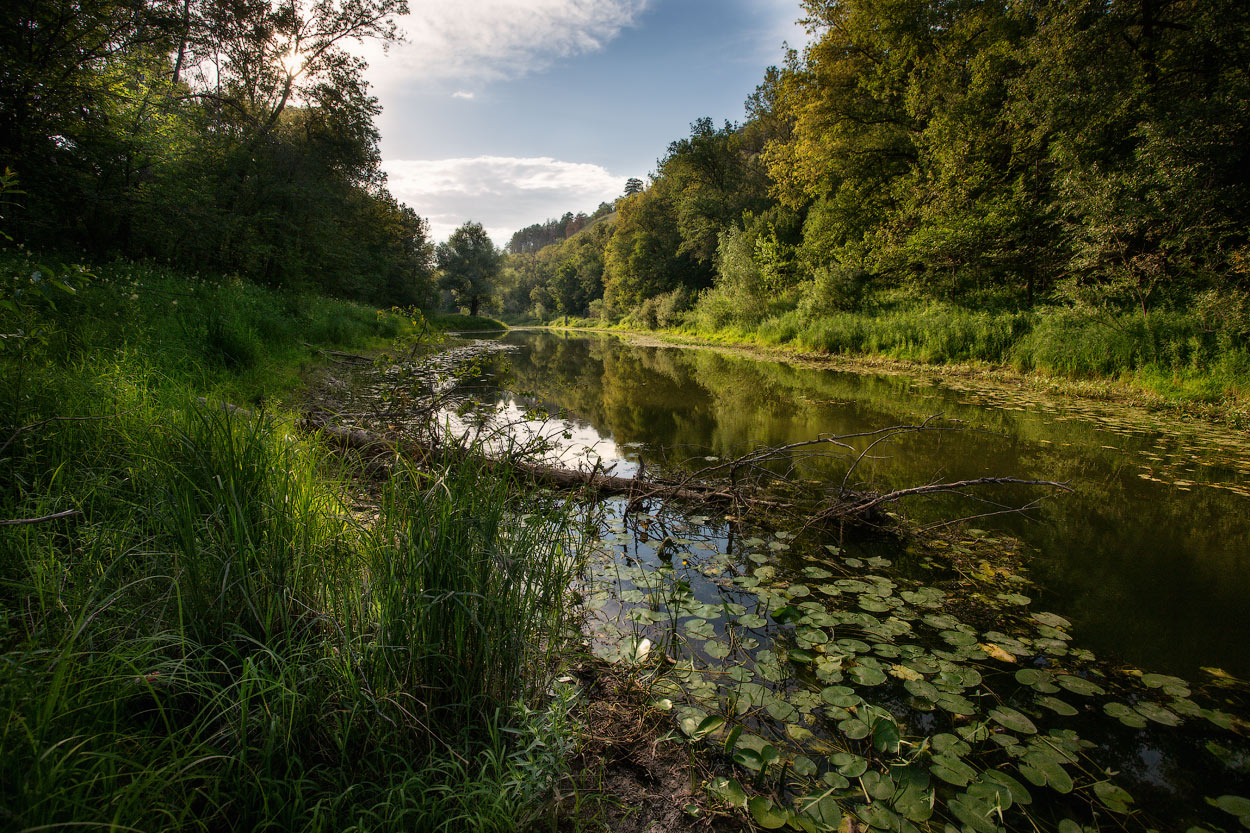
[1140, 672, 1191, 698]
[748, 796, 788, 829]
[984, 770, 1033, 805]
[796, 792, 842, 831]
[821, 685, 861, 708]
[839, 717, 871, 739]
[1093, 780, 1135, 814]
[1208, 795, 1250, 828]
[1103, 701, 1147, 728]
[1037, 696, 1078, 716]
[1055, 674, 1105, 696]
[707, 776, 747, 808]
[702, 639, 731, 659]
[929, 754, 977, 787]
[1134, 700, 1181, 726]
[990, 706, 1038, 734]
[949, 796, 999, 833]
[940, 629, 979, 647]
[1031, 611, 1072, 629]
[1019, 752, 1073, 794]
[765, 698, 797, 722]
[681, 714, 725, 740]
[849, 665, 887, 686]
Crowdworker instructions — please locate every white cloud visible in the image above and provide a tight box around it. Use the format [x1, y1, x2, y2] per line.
[384, 156, 625, 243]
[450, 90, 476, 100]
[361, 0, 649, 89]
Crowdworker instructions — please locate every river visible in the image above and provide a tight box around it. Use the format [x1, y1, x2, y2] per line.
[463, 329, 1250, 680]
[417, 328, 1250, 831]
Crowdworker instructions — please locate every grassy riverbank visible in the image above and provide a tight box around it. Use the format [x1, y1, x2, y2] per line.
[0, 256, 581, 832]
[546, 300, 1250, 428]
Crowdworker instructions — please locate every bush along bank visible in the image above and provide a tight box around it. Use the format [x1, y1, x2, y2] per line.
[546, 294, 1250, 426]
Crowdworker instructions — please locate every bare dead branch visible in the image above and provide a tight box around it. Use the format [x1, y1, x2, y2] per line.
[0, 509, 81, 526]
[828, 477, 1072, 522]
[2, 410, 134, 460]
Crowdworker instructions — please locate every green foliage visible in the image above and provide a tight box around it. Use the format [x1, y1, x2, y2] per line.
[204, 310, 262, 370]
[625, 286, 696, 330]
[437, 222, 504, 317]
[507, 203, 613, 254]
[603, 181, 710, 314]
[0, 259, 579, 831]
[494, 0, 1250, 406]
[0, 0, 433, 307]
[498, 218, 615, 321]
[0, 254, 408, 413]
[430, 313, 507, 332]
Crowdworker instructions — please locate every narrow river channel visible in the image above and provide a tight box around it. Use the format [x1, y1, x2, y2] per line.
[394, 328, 1250, 830]
[464, 329, 1250, 682]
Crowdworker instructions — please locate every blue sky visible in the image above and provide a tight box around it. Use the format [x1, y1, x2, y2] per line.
[358, 0, 804, 243]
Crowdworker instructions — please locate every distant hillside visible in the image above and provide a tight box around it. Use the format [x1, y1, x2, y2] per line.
[507, 200, 618, 254]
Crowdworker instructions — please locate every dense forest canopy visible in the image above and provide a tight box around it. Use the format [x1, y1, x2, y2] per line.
[497, 0, 1250, 342]
[5, 0, 1248, 338]
[1, 0, 435, 306]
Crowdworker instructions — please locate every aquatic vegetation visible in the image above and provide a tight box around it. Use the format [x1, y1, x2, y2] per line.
[582, 503, 1250, 832]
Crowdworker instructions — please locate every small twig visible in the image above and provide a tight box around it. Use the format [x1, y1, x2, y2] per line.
[300, 341, 374, 365]
[1, 410, 134, 459]
[920, 497, 1050, 532]
[0, 509, 81, 526]
[839, 415, 945, 495]
[830, 477, 1072, 521]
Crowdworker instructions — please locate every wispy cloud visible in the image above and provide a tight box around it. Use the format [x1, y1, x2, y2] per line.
[384, 156, 626, 243]
[450, 90, 475, 100]
[361, 0, 649, 89]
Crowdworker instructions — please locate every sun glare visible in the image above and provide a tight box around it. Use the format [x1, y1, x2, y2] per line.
[280, 49, 302, 77]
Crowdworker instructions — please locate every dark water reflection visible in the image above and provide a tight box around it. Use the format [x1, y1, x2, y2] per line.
[477, 330, 1250, 679]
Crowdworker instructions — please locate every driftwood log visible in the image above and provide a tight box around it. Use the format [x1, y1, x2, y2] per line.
[196, 398, 1070, 525]
[311, 420, 738, 506]
[306, 419, 1069, 524]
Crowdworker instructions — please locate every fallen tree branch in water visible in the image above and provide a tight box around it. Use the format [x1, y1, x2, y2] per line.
[824, 477, 1073, 524]
[306, 411, 1069, 526]
[201, 394, 1070, 527]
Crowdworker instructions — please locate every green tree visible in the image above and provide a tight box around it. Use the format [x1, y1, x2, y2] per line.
[437, 222, 503, 316]
[603, 182, 707, 313]
[657, 117, 770, 266]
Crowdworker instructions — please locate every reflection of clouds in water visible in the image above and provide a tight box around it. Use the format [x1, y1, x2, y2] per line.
[437, 397, 639, 477]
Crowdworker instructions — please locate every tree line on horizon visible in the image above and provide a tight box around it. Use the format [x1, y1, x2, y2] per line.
[491, 0, 1250, 339]
[1, 0, 436, 307]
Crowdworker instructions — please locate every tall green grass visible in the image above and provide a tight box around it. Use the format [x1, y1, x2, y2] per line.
[1, 255, 584, 831]
[662, 293, 1250, 405]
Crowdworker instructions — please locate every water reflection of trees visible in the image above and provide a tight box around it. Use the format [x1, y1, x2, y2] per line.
[498, 332, 1250, 677]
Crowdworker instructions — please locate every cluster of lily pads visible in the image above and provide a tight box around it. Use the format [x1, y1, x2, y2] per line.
[580, 503, 1249, 833]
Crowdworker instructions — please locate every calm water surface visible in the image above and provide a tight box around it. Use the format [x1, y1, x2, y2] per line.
[468, 330, 1250, 680]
